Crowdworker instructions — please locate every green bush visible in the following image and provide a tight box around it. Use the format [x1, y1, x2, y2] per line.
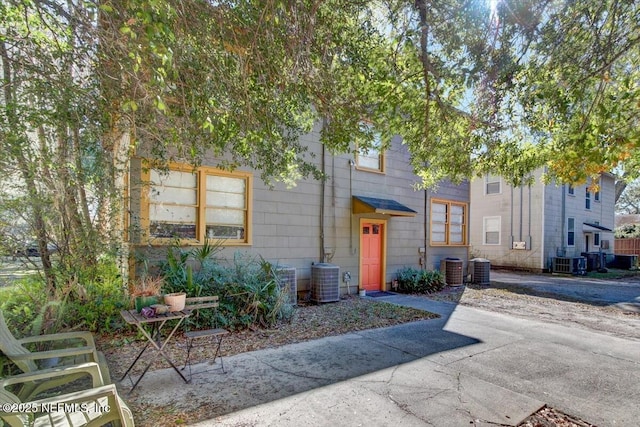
[1, 257, 129, 336]
[62, 258, 130, 332]
[395, 267, 446, 294]
[158, 242, 293, 331]
[0, 276, 49, 336]
[615, 224, 640, 238]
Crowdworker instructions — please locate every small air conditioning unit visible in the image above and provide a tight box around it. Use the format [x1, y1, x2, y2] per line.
[276, 267, 297, 305]
[552, 257, 586, 275]
[440, 258, 463, 286]
[469, 258, 490, 285]
[311, 263, 340, 303]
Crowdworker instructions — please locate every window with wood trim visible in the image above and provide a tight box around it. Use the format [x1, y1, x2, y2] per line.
[144, 164, 251, 244]
[355, 122, 385, 172]
[430, 199, 467, 246]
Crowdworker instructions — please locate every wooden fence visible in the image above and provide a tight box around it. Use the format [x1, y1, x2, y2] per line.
[614, 238, 640, 255]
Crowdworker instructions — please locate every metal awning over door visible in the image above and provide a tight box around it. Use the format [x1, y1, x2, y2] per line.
[352, 196, 417, 217]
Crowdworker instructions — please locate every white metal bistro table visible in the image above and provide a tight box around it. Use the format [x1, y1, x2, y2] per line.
[119, 308, 192, 392]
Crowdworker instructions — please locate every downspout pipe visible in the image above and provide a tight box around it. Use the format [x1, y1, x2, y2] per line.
[561, 184, 566, 256]
[424, 189, 428, 270]
[519, 184, 524, 241]
[510, 185, 514, 247]
[541, 182, 546, 270]
[320, 119, 327, 263]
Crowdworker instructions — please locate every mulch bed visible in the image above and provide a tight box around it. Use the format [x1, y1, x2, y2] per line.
[520, 406, 597, 427]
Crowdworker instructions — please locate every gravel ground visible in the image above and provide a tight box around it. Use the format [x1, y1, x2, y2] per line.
[99, 278, 640, 426]
[429, 282, 640, 341]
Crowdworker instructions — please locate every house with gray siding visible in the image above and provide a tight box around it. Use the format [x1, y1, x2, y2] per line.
[469, 168, 615, 272]
[127, 122, 470, 298]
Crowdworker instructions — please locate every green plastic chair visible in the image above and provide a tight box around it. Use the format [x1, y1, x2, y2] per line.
[0, 362, 134, 427]
[0, 311, 111, 400]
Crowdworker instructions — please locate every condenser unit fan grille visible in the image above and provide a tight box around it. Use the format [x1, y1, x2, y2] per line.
[311, 263, 340, 303]
[276, 267, 297, 305]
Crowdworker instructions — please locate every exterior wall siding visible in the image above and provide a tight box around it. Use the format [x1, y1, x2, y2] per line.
[470, 168, 616, 272]
[128, 124, 469, 298]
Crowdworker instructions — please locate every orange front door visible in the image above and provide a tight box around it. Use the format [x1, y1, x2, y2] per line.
[361, 223, 382, 291]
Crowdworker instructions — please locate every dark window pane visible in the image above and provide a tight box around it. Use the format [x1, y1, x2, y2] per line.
[207, 225, 244, 239]
[150, 222, 196, 239]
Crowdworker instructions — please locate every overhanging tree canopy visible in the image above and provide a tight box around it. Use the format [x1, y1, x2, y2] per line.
[97, 0, 640, 188]
[1, 0, 639, 273]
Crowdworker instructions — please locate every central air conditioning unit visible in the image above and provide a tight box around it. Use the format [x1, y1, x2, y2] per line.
[276, 266, 297, 305]
[440, 258, 463, 286]
[552, 257, 586, 275]
[469, 258, 490, 285]
[311, 263, 340, 303]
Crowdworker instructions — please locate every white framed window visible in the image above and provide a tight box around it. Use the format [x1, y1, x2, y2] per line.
[585, 188, 591, 210]
[485, 174, 501, 195]
[145, 163, 252, 244]
[568, 185, 575, 195]
[567, 217, 575, 246]
[594, 232, 600, 246]
[483, 216, 501, 245]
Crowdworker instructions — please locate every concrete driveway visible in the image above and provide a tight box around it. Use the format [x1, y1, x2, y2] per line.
[490, 270, 640, 312]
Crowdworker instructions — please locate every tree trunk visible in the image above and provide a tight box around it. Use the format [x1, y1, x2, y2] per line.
[615, 179, 627, 204]
[1, 40, 56, 294]
[416, 0, 431, 149]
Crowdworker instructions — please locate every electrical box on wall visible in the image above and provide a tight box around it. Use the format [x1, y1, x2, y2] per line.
[512, 236, 532, 250]
[512, 241, 526, 250]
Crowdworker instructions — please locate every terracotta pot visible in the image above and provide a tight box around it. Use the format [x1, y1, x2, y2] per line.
[164, 292, 187, 312]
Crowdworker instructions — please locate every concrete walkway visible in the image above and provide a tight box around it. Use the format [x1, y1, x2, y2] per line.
[127, 288, 640, 427]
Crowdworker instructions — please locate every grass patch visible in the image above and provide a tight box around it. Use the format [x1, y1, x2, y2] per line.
[585, 269, 640, 280]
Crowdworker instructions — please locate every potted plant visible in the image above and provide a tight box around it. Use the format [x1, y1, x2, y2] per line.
[128, 275, 164, 312]
[163, 291, 187, 312]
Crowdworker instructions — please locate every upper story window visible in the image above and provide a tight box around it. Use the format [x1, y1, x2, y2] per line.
[356, 122, 385, 172]
[585, 187, 591, 210]
[568, 185, 575, 195]
[431, 199, 467, 246]
[144, 163, 252, 244]
[485, 174, 501, 195]
[594, 178, 601, 202]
